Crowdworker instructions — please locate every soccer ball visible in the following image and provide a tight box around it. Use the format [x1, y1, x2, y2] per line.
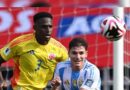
[100, 16, 126, 41]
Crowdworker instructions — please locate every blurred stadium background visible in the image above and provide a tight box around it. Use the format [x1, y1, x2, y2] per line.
[0, 0, 130, 90]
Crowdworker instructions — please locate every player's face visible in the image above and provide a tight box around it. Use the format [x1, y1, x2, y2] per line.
[69, 46, 87, 71]
[34, 17, 53, 44]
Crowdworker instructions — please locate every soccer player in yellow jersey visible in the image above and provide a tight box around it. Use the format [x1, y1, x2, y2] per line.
[0, 12, 68, 90]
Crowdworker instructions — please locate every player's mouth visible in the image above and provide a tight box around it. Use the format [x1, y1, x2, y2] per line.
[45, 34, 51, 39]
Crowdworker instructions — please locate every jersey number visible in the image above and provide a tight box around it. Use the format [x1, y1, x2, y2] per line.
[35, 59, 42, 71]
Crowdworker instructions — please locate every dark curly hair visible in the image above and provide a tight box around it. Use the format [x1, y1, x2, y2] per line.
[33, 12, 53, 23]
[69, 37, 88, 50]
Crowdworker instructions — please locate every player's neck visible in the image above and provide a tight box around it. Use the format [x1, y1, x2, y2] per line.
[35, 35, 49, 45]
[72, 66, 83, 71]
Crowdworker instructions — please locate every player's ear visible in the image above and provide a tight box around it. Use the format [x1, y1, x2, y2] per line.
[68, 50, 70, 57]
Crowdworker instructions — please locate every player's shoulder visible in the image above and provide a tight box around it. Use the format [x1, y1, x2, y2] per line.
[10, 33, 33, 47]
[84, 60, 99, 71]
[50, 38, 66, 49]
[56, 59, 71, 68]
[13, 33, 33, 41]
[57, 59, 70, 66]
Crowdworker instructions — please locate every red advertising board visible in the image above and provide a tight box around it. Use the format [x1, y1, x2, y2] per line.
[0, 7, 130, 68]
[0, 8, 112, 68]
[0, 0, 118, 7]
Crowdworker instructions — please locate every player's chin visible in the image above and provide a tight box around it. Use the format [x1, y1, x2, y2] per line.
[74, 62, 82, 66]
[45, 36, 51, 40]
[44, 37, 51, 42]
[74, 65, 82, 70]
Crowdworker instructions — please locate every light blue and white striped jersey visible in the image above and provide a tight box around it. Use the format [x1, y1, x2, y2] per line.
[54, 59, 101, 90]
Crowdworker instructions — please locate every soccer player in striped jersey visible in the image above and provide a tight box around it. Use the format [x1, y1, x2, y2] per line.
[0, 12, 68, 90]
[51, 37, 101, 90]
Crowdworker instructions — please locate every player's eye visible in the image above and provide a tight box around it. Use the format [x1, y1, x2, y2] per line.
[72, 51, 77, 55]
[79, 51, 84, 55]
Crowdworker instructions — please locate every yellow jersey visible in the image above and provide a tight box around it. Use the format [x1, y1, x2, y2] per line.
[0, 33, 68, 89]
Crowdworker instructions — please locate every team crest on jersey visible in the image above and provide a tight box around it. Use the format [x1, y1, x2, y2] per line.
[4, 48, 11, 56]
[48, 53, 56, 60]
[85, 79, 94, 87]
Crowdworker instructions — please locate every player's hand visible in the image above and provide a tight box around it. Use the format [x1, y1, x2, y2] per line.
[0, 80, 10, 88]
[51, 76, 61, 87]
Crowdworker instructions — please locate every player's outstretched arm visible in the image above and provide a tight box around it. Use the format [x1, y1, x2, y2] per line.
[51, 76, 61, 90]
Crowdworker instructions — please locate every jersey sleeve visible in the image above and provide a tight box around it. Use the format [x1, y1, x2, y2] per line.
[60, 47, 68, 62]
[55, 44, 68, 62]
[53, 62, 62, 78]
[80, 66, 101, 90]
[50, 38, 68, 62]
[0, 41, 18, 61]
[53, 61, 68, 78]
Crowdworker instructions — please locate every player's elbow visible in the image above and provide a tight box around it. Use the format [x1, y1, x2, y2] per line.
[0, 56, 6, 65]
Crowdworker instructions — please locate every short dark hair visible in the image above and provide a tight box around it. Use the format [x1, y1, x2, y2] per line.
[30, 1, 51, 7]
[69, 37, 88, 50]
[33, 12, 53, 23]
